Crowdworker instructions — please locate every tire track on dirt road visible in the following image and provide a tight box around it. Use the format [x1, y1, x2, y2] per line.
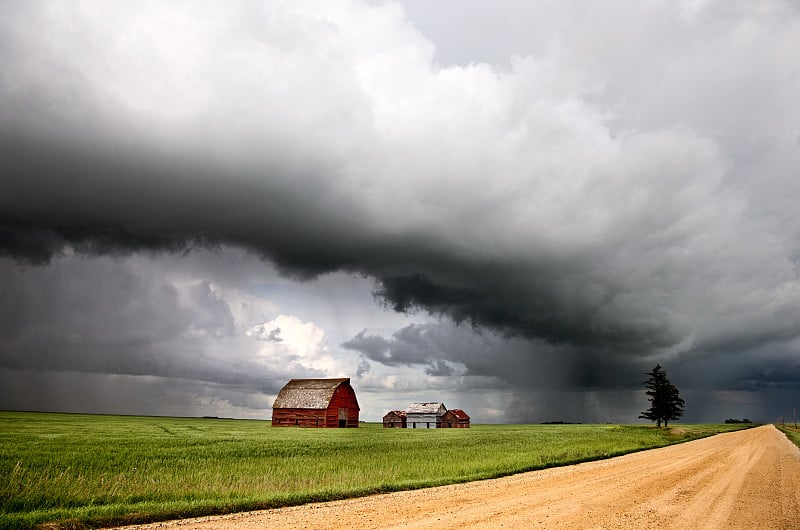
[113, 425, 800, 529]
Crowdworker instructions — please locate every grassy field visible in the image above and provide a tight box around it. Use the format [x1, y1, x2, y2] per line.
[777, 424, 800, 448]
[0, 411, 753, 529]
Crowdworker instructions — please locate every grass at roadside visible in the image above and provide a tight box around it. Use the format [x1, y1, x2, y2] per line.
[777, 424, 800, 448]
[0, 411, 753, 529]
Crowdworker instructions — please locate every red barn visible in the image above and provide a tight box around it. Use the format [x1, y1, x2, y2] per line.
[442, 408, 471, 428]
[271, 378, 360, 427]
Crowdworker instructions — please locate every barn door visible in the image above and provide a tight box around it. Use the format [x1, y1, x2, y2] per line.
[338, 408, 348, 428]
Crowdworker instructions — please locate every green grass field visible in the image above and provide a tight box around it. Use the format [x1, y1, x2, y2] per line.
[777, 424, 800, 448]
[0, 411, 753, 529]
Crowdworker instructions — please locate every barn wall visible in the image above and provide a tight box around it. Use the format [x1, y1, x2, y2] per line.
[271, 408, 327, 427]
[407, 413, 442, 428]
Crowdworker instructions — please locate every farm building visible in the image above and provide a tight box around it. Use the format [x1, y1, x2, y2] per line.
[382, 410, 407, 428]
[442, 408, 471, 428]
[271, 378, 360, 428]
[406, 402, 447, 429]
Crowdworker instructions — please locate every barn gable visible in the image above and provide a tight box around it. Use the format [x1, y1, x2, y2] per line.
[407, 402, 446, 415]
[272, 378, 360, 427]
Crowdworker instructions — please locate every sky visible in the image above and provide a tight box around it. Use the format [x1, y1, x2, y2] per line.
[1, 0, 799, 423]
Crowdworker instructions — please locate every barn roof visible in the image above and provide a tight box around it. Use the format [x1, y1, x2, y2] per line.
[272, 378, 352, 410]
[407, 402, 446, 414]
[383, 410, 407, 418]
[447, 409, 470, 420]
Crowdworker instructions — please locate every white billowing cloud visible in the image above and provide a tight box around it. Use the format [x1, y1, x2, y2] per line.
[168, 276, 279, 338]
[248, 314, 344, 376]
[223, 291, 279, 335]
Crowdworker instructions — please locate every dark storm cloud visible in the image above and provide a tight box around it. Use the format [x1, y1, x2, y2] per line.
[1, 0, 800, 420]
[425, 360, 453, 377]
[344, 322, 647, 393]
[0, 368, 275, 418]
[0, 126, 360, 273]
[342, 330, 392, 361]
[343, 324, 461, 378]
[1, 118, 688, 355]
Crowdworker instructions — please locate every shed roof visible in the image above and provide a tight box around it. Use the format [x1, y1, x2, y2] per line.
[272, 378, 351, 409]
[383, 410, 407, 418]
[407, 402, 446, 414]
[447, 409, 470, 420]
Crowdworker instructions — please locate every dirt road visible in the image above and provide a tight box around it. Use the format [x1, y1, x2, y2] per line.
[116, 425, 800, 529]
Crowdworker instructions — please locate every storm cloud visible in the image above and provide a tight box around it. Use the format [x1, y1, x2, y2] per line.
[1, 1, 799, 421]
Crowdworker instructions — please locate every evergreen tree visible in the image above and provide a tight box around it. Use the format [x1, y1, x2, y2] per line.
[639, 364, 685, 427]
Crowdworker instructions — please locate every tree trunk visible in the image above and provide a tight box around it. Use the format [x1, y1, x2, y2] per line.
[657, 419, 661, 428]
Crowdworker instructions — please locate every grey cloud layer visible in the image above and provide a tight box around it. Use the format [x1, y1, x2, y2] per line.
[343, 323, 647, 391]
[342, 321, 800, 422]
[1, 1, 799, 371]
[0, 255, 321, 397]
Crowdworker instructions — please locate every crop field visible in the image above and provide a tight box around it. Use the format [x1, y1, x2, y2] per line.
[0, 411, 753, 529]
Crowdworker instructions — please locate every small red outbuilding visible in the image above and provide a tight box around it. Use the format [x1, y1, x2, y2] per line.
[442, 408, 471, 428]
[382, 410, 407, 428]
[271, 378, 360, 428]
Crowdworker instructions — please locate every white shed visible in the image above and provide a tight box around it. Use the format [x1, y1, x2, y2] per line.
[406, 402, 447, 428]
